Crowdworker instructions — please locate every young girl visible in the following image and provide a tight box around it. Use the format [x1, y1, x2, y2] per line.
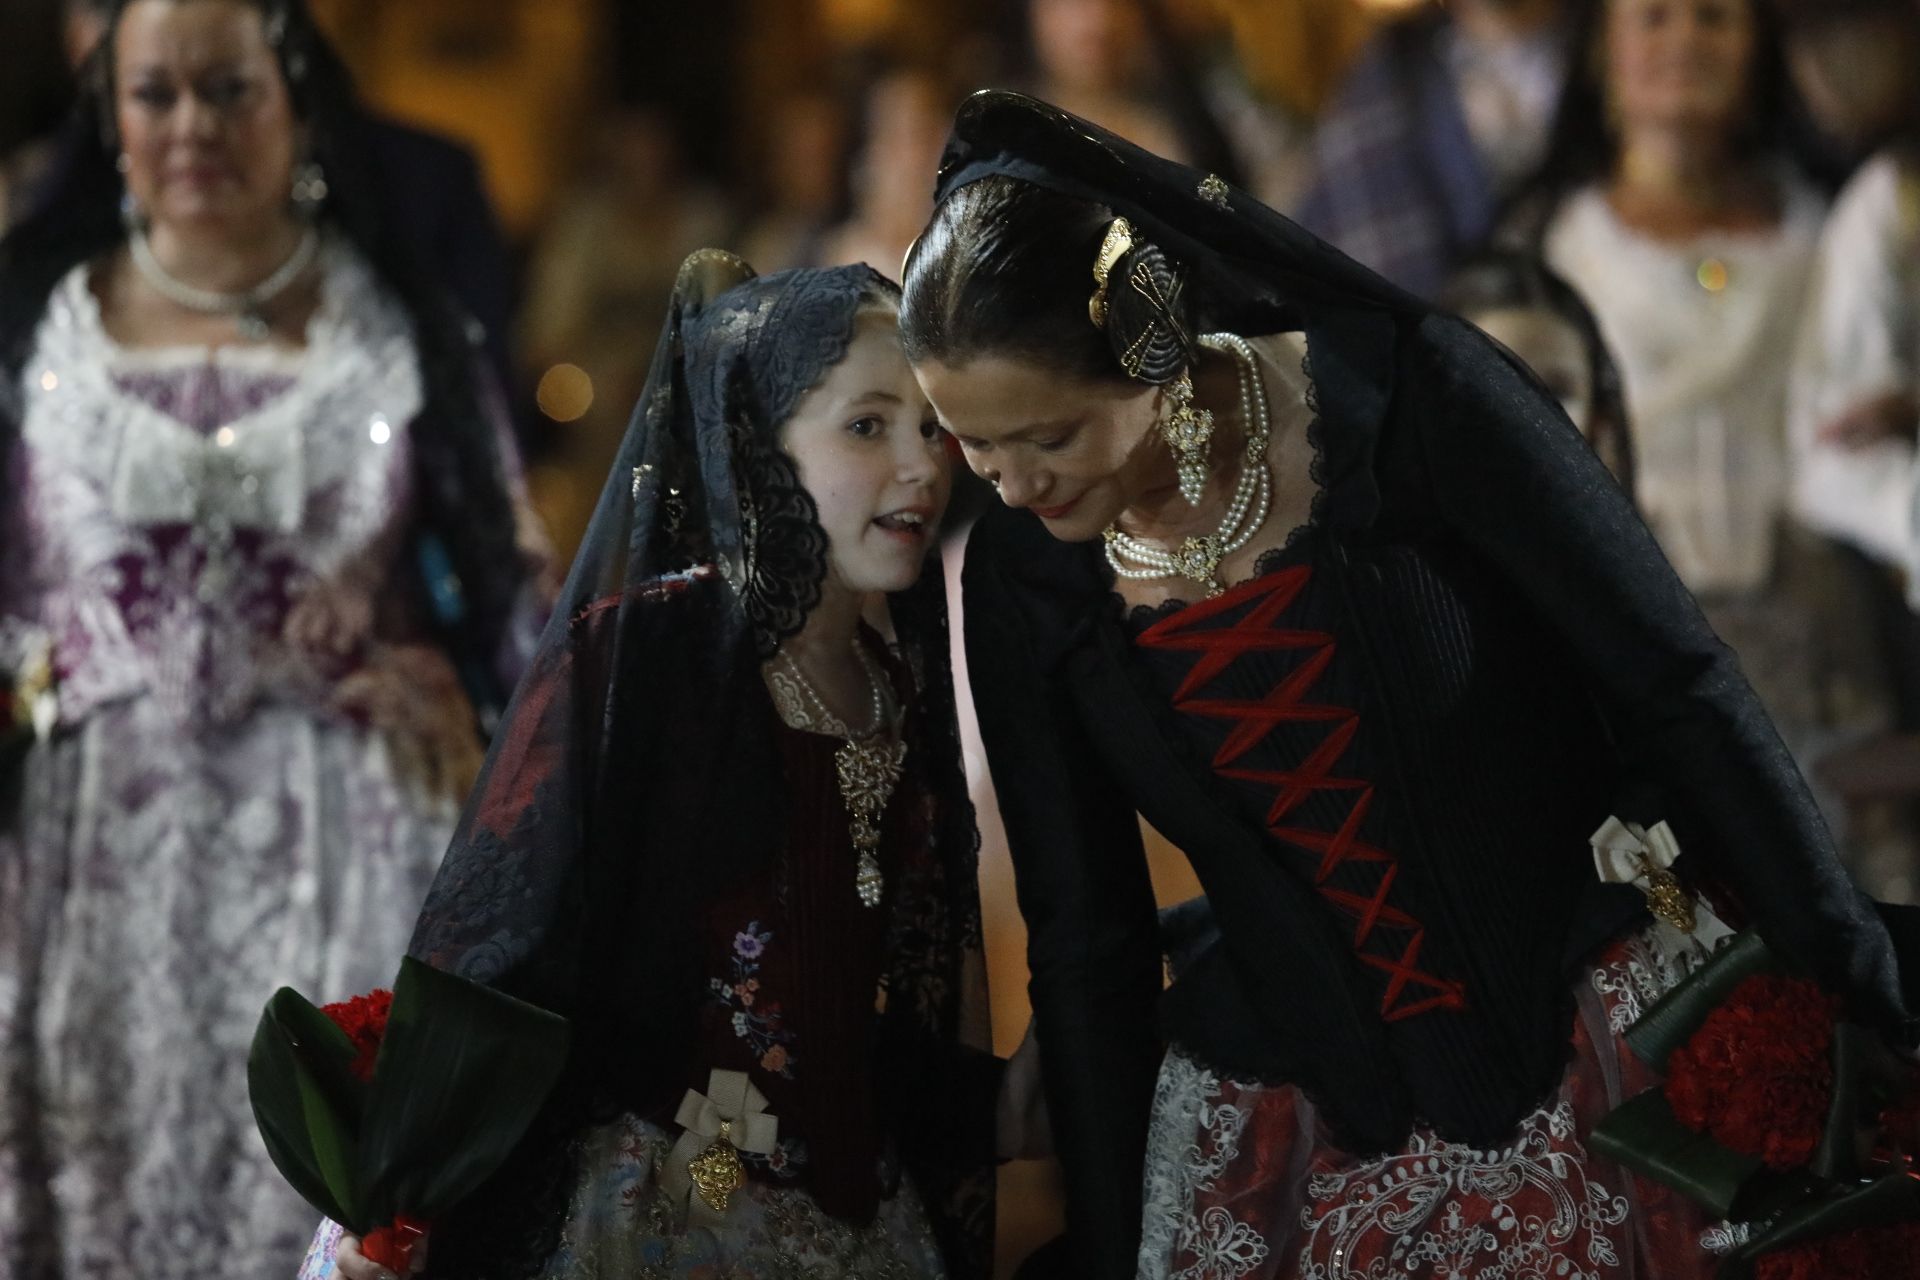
[306, 253, 1001, 1279]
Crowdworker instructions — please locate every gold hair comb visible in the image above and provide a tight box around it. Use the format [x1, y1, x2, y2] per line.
[1088, 217, 1136, 330]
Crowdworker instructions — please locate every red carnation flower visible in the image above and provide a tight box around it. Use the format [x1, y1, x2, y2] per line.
[1662, 974, 1839, 1171]
[321, 988, 393, 1083]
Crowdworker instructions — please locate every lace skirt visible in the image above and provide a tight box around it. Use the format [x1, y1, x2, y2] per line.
[299, 1113, 947, 1280]
[1136, 924, 1728, 1280]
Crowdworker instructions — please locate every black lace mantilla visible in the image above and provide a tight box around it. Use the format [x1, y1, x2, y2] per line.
[678, 262, 897, 654]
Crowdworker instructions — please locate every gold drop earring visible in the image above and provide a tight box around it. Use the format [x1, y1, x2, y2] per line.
[1160, 370, 1213, 507]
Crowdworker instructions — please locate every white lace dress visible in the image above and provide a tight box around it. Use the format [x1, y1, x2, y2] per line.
[0, 246, 489, 1278]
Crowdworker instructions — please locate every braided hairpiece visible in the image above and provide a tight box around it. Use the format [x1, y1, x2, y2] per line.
[1086, 216, 1194, 385]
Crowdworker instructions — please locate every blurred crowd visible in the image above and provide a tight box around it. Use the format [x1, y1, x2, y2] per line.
[4, 0, 1920, 881]
[2, 2, 1919, 1273]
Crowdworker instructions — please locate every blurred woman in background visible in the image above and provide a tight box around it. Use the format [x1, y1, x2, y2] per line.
[1508, 0, 1891, 793]
[0, 1, 546, 1274]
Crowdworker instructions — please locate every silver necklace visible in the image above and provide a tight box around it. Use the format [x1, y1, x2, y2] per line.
[1104, 332, 1274, 597]
[129, 225, 321, 340]
[774, 642, 904, 909]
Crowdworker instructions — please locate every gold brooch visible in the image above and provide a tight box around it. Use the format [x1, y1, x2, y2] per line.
[1637, 852, 1698, 935]
[1197, 174, 1230, 209]
[688, 1118, 746, 1214]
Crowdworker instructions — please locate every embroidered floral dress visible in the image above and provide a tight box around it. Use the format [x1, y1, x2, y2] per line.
[299, 648, 957, 1280]
[0, 244, 535, 1278]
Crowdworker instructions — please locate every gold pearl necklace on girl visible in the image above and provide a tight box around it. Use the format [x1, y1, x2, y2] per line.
[767, 640, 904, 908]
[1103, 331, 1273, 597]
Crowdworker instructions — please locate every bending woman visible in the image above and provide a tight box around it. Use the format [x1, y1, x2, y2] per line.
[903, 91, 1914, 1279]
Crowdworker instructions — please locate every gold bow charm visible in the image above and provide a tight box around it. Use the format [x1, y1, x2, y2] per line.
[662, 1069, 779, 1223]
[1590, 816, 1697, 934]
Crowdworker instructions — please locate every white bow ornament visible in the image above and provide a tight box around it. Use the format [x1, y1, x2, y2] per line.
[660, 1069, 779, 1225]
[1590, 816, 1706, 936]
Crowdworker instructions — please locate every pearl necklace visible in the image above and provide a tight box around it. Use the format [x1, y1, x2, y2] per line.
[129, 225, 321, 341]
[773, 641, 904, 909]
[776, 641, 888, 740]
[1104, 332, 1273, 597]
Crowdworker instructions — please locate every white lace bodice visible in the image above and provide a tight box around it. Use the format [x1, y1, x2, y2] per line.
[5, 239, 425, 728]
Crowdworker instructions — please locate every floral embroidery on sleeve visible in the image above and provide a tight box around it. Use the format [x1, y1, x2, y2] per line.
[709, 921, 798, 1078]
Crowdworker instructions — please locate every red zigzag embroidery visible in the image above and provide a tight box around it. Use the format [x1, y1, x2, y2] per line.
[1137, 566, 1467, 1022]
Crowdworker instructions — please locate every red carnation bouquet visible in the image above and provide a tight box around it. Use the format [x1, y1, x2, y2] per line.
[250, 957, 569, 1274]
[1662, 974, 1842, 1174]
[1593, 932, 1920, 1277]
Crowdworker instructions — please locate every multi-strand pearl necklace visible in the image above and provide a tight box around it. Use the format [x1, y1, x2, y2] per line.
[1104, 332, 1273, 597]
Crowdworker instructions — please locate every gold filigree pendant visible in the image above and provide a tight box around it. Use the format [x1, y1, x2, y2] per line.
[688, 1121, 745, 1214]
[1638, 853, 1698, 934]
[1171, 535, 1225, 596]
[834, 737, 907, 908]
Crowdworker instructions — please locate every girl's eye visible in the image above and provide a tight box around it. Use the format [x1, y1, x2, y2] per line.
[1036, 433, 1074, 454]
[919, 417, 940, 440]
[848, 416, 883, 439]
[131, 84, 175, 110]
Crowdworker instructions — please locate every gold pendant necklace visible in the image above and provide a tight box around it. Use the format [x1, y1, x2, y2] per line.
[770, 641, 904, 908]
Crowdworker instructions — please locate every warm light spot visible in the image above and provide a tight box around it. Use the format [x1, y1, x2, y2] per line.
[537, 363, 594, 423]
[39, 370, 58, 392]
[214, 426, 236, 448]
[369, 415, 392, 445]
[1696, 258, 1730, 293]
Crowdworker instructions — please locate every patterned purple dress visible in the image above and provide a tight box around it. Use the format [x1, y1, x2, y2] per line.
[0, 244, 538, 1278]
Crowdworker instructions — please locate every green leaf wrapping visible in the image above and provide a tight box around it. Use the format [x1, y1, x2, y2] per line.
[1721, 1170, 1920, 1279]
[247, 988, 370, 1227]
[356, 955, 571, 1224]
[1589, 1090, 1764, 1220]
[249, 957, 570, 1234]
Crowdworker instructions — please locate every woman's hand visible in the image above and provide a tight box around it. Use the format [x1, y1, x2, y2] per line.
[996, 1017, 1053, 1161]
[284, 572, 378, 664]
[334, 643, 484, 806]
[333, 1231, 430, 1280]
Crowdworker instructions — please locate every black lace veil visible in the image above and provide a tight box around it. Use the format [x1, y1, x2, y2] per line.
[929, 91, 1429, 331]
[406, 252, 992, 1276]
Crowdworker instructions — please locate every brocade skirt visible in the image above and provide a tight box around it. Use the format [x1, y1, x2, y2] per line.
[300, 1113, 947, 1280]
[1136, 924, 1732, 1280]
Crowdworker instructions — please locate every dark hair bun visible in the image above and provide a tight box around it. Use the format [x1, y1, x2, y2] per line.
[1103, 238, 1193, 385]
